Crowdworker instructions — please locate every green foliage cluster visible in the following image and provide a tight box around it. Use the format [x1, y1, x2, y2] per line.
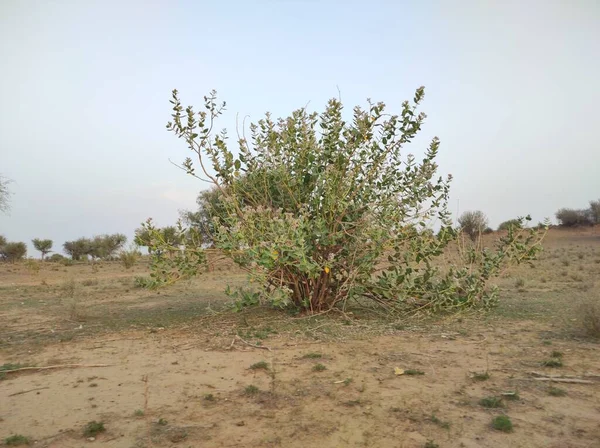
[32, 238, 53, 259]
[0, 236, 27, 262]
[497, 219, 522, 232]
[135, 220, 205, 287]
[63, 234, 126, 260]
[141, 87, 546, 313]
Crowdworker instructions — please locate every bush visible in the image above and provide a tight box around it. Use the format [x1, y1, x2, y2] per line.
[576, 299, 600, 339]
[0, 242, 27, 262]
[458, 211, 489, 240]
[120, 246, 141, 269]
[144, 88, 546, 313]
[555, 208, 593, 227]
[497, 219, 521, 231]
[48, 253, 66, 262]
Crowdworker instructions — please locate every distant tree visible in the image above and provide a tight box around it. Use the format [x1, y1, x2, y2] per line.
[135, 226, 181, 254]
[0, 175, 12, 214]
[497, 219, 522, 231]
[89, 234, 127, 260]
[458, 211, 489, 240]
[0, 235, 6, 247]
[63, 238, 92, 260]
[589, 199, 600, 224]
[180, 187, 227, 247]
[0, 241, 27, 262]
[555, 208, 593, 227]
[32, 238, 53, 260]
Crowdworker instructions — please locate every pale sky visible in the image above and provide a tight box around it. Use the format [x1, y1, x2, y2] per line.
[1, 0, 598, 257]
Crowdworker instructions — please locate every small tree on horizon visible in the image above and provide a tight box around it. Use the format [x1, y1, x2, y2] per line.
[589, 199, 600, 224]
[458, 211, 489, 241]
[32, 238, 53, 260]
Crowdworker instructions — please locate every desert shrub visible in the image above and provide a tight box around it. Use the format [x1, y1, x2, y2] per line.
[120, 246, 141, 269]
[0, 235, 6, 247]
[25, 258, 40, 274]
[555, 208, 593, 227]
[576, 299, 600, 339]
[48, 253, 66, 262]
[483, 227, 494, 234]
[498, 219, 521, 231]
[32, 238, 53, 260]
[458, 211, 489, 241]
[142, 88, 546, 313]
[0, 241, 27, 262]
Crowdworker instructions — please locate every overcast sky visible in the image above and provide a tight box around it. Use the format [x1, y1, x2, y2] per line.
[1, 0, 598, 257]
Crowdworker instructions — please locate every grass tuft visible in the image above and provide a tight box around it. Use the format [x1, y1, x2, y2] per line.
[83, 421, 105, 437]
[548, 386, 567, 397]
[472, 371, 490, 381]
[249, 361, 269, 370]
[4, 435, 30, 446]
[491, 415, 513, 432]
[312, 363, 327, 372]
[479, 396, 504, 408]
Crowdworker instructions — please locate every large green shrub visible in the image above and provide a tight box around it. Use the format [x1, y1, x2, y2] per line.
[141, 88, 546, 313]
[0, 242, 27, 262]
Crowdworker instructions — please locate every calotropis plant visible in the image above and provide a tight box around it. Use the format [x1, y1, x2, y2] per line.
[141, 87, 546, 313]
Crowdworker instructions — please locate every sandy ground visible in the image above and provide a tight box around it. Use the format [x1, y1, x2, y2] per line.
[1, 228, 599, 447]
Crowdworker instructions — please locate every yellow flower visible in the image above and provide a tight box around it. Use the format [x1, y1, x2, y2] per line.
[272, 250, 279, 260]
[324, 266, 330, 274]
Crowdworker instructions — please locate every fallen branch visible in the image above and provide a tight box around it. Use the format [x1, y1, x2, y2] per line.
[9, 386, 50, 397]
[235, 335, 272, 351]
[3, 364, 112, 374]
[529, 371, 600, 380]
[532, 378, 594, 384]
